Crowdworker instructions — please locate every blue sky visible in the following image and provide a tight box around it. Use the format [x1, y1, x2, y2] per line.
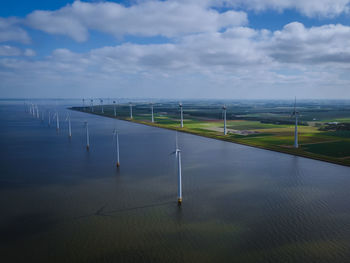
[1, 0, 350, 99]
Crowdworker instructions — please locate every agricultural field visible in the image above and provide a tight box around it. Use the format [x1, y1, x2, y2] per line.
[72, 100, 350, 166]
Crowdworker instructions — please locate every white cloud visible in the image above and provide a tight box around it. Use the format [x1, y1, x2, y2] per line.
[2, 22, 350, 98]
[0, 45, 36, 57]
[213, 0, 350, 18]
[0, 45, 22, 56]
[269, 22, 350, 64]
[0, 18, 30, 43]
[25, 0, 247, 41]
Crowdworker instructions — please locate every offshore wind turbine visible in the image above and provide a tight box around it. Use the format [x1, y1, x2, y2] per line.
[171, 132, 182, 206]
[151, 103, 154, 123]
[55, 112, 60, 131]
[90, 99, 94, 112]
[36, 105, 40, 119]
[113, 129, 120, 167]
[85, 121, 90, 151]
[291, 97, 299, 148]
[179, 102, 184, 128]
[113, 100, 117, 117]
[223, 105, 227, 135]
[100, 99, 104, 113]
[66, 114, 72, 138]
[129, 102, 133, 119]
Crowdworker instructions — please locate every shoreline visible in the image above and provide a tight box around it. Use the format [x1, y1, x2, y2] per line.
[70, 107, 350, 168]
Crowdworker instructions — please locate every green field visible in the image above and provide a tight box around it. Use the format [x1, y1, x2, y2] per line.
[72, 100, 350, 167]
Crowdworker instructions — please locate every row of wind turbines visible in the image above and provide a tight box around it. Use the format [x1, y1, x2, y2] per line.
[26, 102, 183, 205]
[82, 98, 301, 149]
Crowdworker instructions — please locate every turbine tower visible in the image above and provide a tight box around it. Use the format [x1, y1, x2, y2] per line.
[179, 102, 184, 128]
[113, 100, 117, 117]
[55, 112, 60, 131]
[129, 102, 133, 119]
[172, 132, 182, 206]
[223, 105, 227, 135]
[85, 121, 90, 151]
[100, 99, 104, 113]
[113, 129, 120, 167]
[90, 99, 94, 112]
[66, 114, 72, 138]
[48, 111, 51, 127]
[82, 98, 85, 109]
[291, 97, 299, 148]
[151, 103, 154, 123]
[36, 105, 40, 119]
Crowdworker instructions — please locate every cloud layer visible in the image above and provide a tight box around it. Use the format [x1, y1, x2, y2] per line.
[1, 0, 350, 98]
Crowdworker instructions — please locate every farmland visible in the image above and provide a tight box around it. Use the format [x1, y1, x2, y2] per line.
[72, 100, 350, 166]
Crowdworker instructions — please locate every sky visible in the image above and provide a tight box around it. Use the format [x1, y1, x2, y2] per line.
[1, 0, 350, 99]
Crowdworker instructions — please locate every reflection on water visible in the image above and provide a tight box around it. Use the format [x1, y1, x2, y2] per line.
[1, 101, 350, 262]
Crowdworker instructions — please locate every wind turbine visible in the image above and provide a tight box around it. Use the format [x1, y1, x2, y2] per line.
[129, 102, 133, 119]
[82, 98, 85, 110]
[48, 111, 51, 127]
[55, 112, 60, 131]
[223, 105, 227, 135]
[291, 97, 299, 148]
[179, 102, 184, 128]
[66, 114, 72, 138]
[151, 103, 154, 123]
[90, 99, 94, 112]
[113, 100, 117, 117]
[100, 99, 104, 113]
[171, 132, 182, 206]
[36, 105, 40, 119]
[85, 121, 90, 151]
[113, 129, 120, 167]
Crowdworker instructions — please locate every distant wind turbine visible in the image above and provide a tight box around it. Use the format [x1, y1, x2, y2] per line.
[100, 99, 104, 113]
[113, 129, 120, 167]
[85, 121, 90, 151]
[90, 99, 94, 112]
[179, 102, 184, 128]
[55, 112, 60, 131]
[113, 100, 117, 117]
[36, 105, 40, 119]
[129, 102, 133, 119]
[66, 114, 72, 138]
[223, 105, 227, 135]
[291, 97, 299, 148]
[151, 103, 154, 123]
[171, 132, 182, 206]
[48, 111, 51, 127]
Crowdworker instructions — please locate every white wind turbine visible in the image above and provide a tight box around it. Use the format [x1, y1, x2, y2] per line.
[113, 129, 120, 167]
[100, 99, 104, 113]
[179, 102, 184, 128]
[36, 105, 40, 119]
[54, 112, 60, 131]
[171, 132, 182, 206]
[90, 99, 94, 112]
[113, 100, 117, 117]
[291, 97, 299, 148]
[223, 105, 227, 135]
[85, 121, 90, 151]
[48, 111, 51, 127]
[151, 102, 154, 123]
[66, 114, 72, 138]
[129, 102, 133, 119]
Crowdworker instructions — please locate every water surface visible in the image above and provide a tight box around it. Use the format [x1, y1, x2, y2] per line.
[1, 101, 350, 263]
